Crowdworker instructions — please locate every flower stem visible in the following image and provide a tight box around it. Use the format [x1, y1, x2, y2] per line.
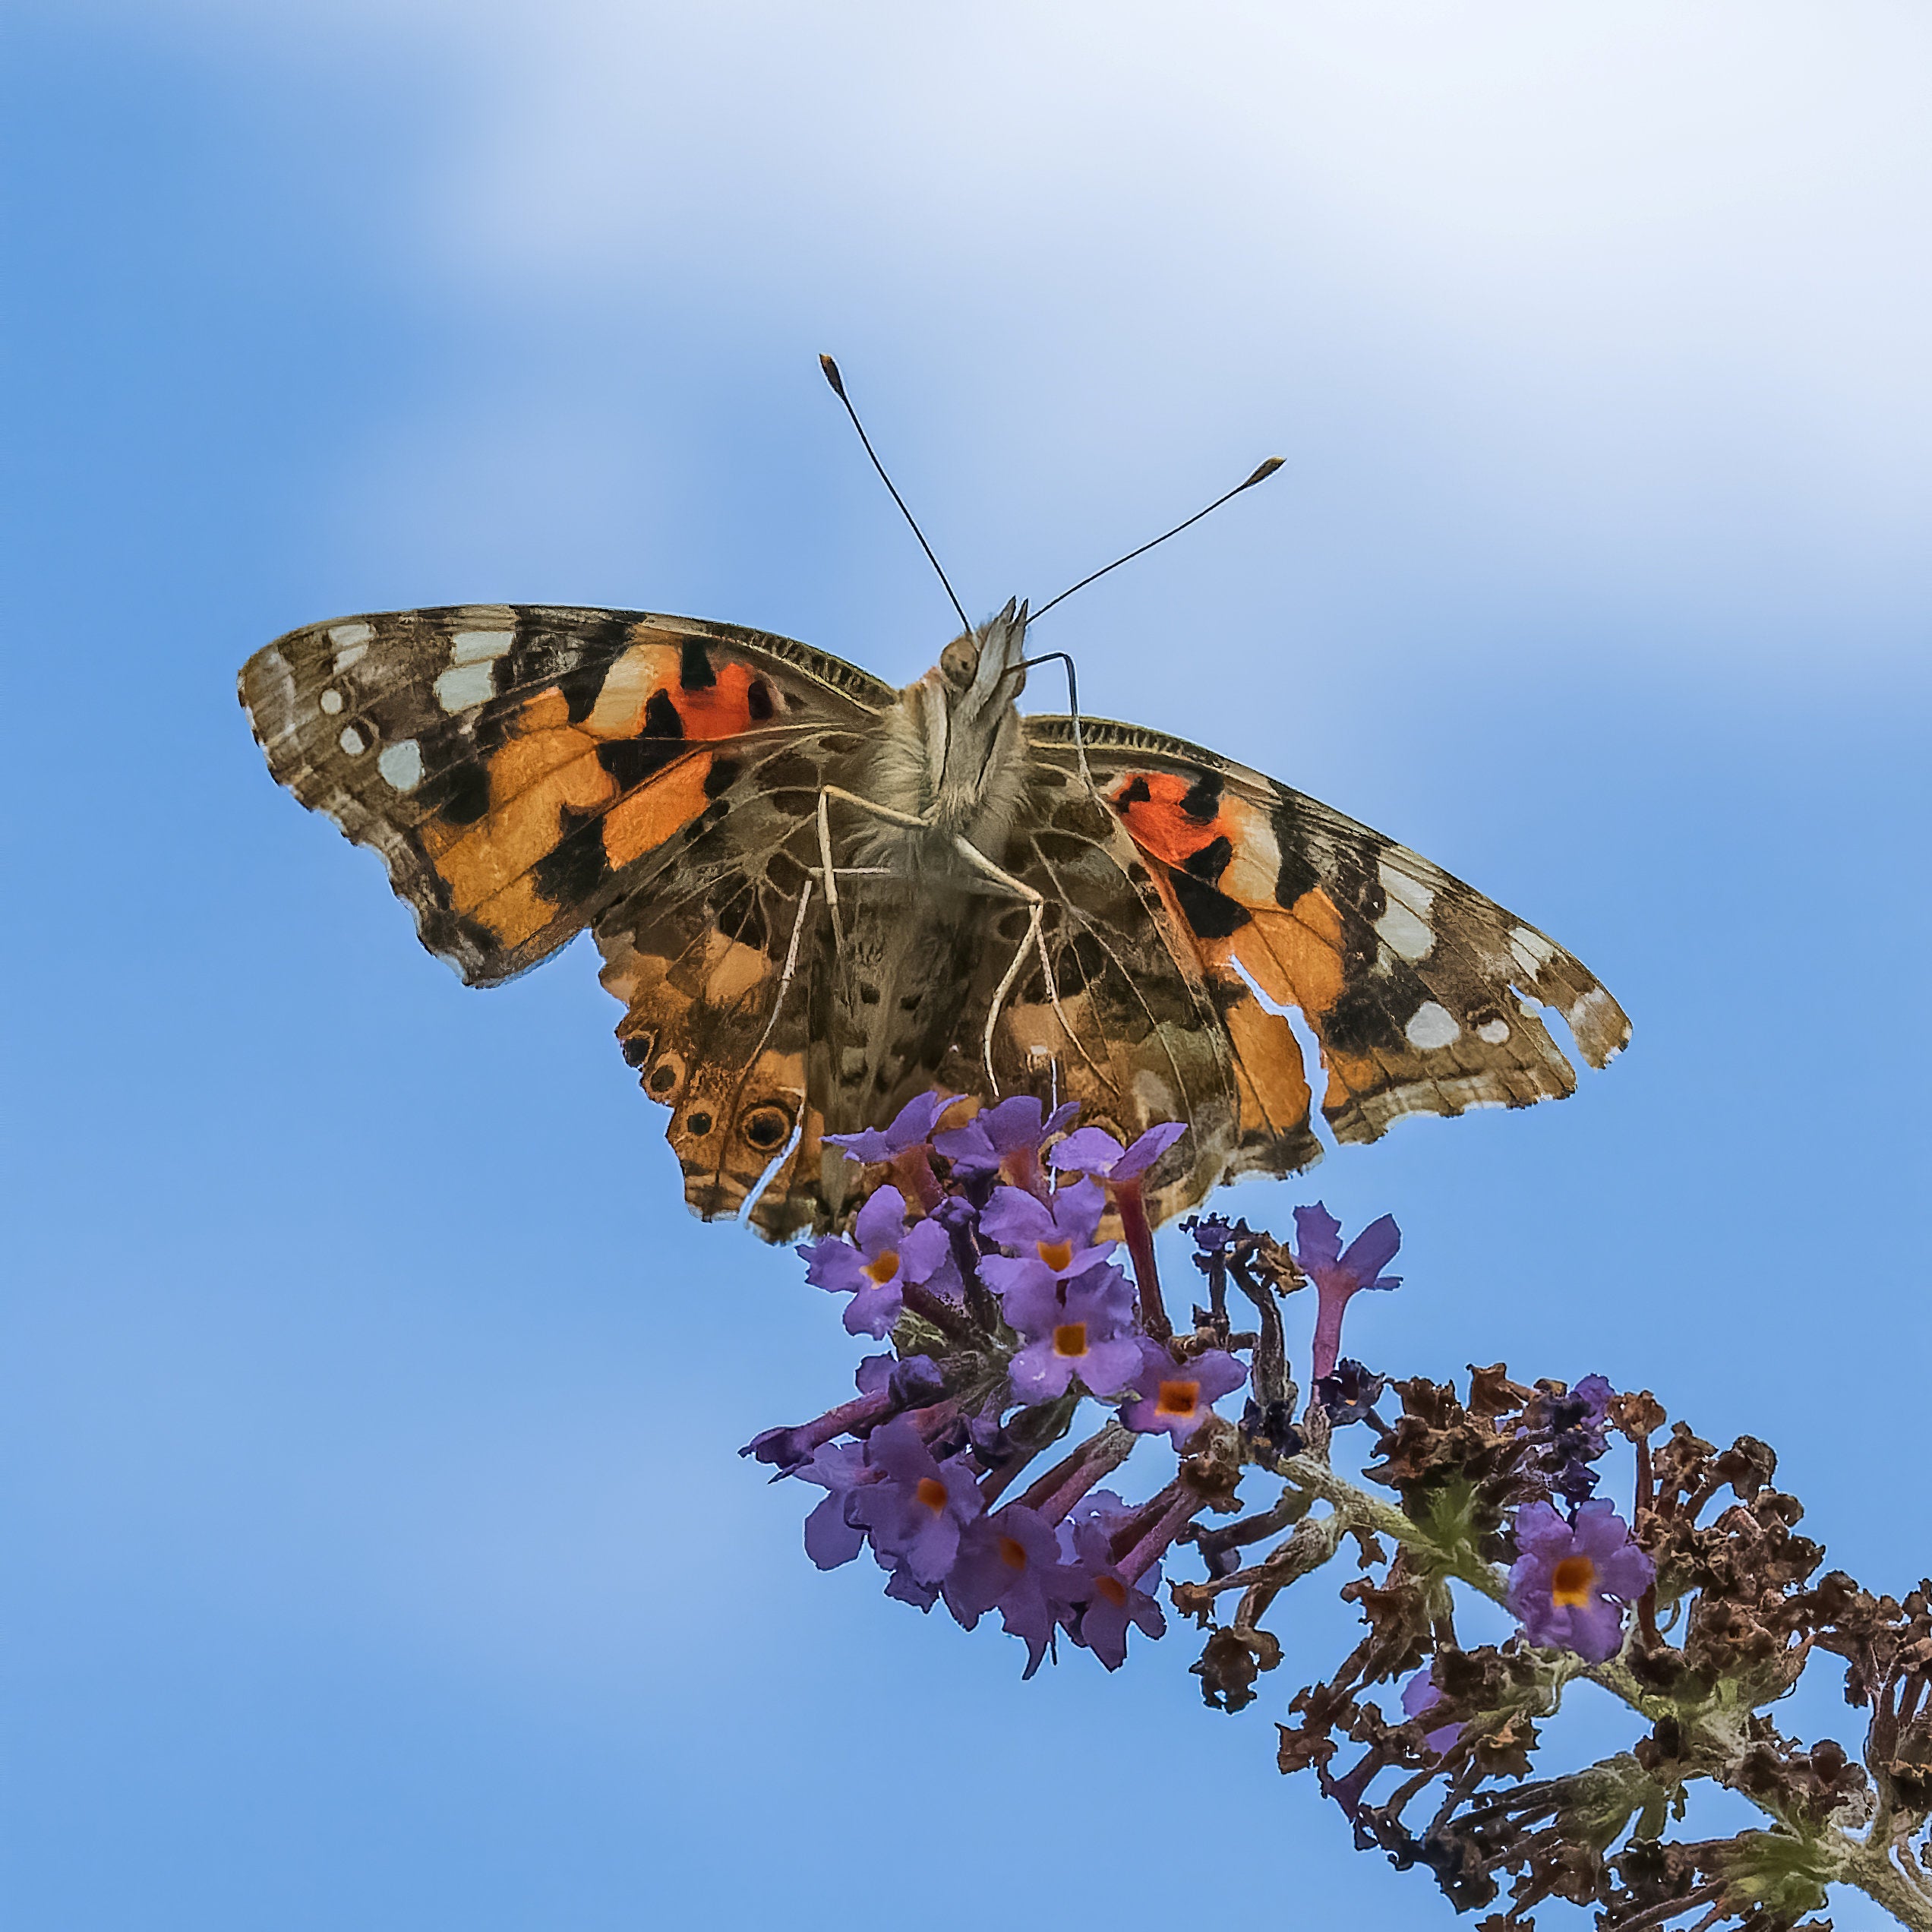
[1263, 1447, 1931, 1932]
[1113, 1178, 1170, 1341]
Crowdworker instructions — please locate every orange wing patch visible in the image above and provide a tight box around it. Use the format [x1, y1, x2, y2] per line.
[418, 633, 775, 950]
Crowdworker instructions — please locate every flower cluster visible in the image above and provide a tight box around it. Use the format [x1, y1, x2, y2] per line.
[750, 1094, 1219, 1674]
[740, 1092, 1932, 1932]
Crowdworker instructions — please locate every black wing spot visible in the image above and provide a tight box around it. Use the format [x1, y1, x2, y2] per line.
[1114, 776, 1152, 812]
[679, 638, 715, 691]
[741, 1103, 793, 1151]
[686, 1110, 714, 1137]
[1269, 797, 1321, 908]
[424, 761, 492, 827]
[703, 756, 742, 800]
[620, 1029, 657, 1069]
[533, 802, 611, 907]
[1170, 868, 1252, 939]
[597, 690, 687, 789]
[1321, 980, 1406, 1056]
[1181, 832, 1234, 886]
[747, 678, 774, 721]
[1179, 772, 1223, 823]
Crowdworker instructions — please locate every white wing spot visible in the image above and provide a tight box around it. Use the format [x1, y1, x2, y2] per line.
[328, 621, 372, 658]
[1478, 1018, 1511, 1045]
[1508, 924, 1559, 977]
[450, 628, 515, 665]
[1405, 1002, 1461, 1051]
[338, 724, 370, 756]
[377, 739, 424, 792]
[318, 687, 344, 715]
[434, 662, 497, 713]
[1375, 899, 1433, 963]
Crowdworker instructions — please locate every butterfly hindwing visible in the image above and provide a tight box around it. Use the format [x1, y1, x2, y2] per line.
[238, 605, 894, 986]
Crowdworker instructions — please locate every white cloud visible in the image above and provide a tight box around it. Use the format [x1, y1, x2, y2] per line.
[143, 0, 1932, 668]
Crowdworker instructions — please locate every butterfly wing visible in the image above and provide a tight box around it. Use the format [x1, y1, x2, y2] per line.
[239, 604, 893, 986]
[1010, 715, 1628, 1215]
[242, 604, 895, 1236]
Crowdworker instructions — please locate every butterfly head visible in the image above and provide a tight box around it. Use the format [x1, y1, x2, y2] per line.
[939, 595, 1029, 715]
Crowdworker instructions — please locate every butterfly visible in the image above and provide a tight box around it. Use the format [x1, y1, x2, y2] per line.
[238, 592, 1628, 1241]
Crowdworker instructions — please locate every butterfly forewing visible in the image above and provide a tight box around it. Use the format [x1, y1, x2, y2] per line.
[238, 605, 893, 985]
[1022, 715, 1630, 1166]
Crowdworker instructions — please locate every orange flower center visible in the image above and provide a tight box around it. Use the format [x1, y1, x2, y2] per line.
[1053, 1321, 1089, 1358]
[865, 1249, 901, 1285]
[1155, 1377, 1201, 1418]
[1037, 1238, 1074, 1271]
[914, 1476, 948, 1514]
[999, 1535, 1028, 1572]
[1551, 1554, 1596, 1607]
[1094, 1574, 1129, 1607]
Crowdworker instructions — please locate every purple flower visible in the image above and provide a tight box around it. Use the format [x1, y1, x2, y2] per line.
[943, 1503, 1085, 1677]
[824, 1091, 957, 1163]
[1003, 1262, 1143, 1401]
[1067, 1515, 1166, 1668]
[848, 1416, 984, 1585]
[1185, 1213, 1236, 1256]
[1121, 1338, 1248, 1446]
[1522, 1372, 1616, 1503]
[1315, 1359, 1388, 1428]
[979, 1179, 1112, 1300]
[798, 1185, 961, 1337]
[1293, 1202, 1403, 1381]
[933, 1095, 1078, 1179]
[853, 1350, 945, 1408]
[1400, 1670, 1464, 1754]
[1050, 1120, 1186, 1182]
[1507, 1498, 1655, 1663]
[791, 1440, 872, 1571]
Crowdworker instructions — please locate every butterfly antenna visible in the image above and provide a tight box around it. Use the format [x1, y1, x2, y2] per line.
[1030, 456, 1285, 622]
[819, 355, 971, 634]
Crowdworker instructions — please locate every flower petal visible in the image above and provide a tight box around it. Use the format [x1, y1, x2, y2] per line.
[980, 1185, 1058, 1250]
[854, 1183, 910, 1255]
[1110, 1120, 1186, 1179]
[1049, 1126, 1127, 1175]
[1292, 1201, 1344, 1274]
[1339, 1212, 1403, 1286]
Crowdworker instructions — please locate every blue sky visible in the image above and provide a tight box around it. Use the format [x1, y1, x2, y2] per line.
[4, 5, 1927, 1928]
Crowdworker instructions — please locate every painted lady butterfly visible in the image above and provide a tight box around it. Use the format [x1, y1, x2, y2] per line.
[238, 593, 1627, 1239]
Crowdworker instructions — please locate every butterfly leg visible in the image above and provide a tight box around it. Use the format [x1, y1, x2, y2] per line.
[815, 784, 935, 951]
[945, 835, 1103, 1097]
[741, 877, 816, 1071]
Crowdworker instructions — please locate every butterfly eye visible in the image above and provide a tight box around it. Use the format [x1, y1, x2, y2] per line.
[740, 1103, 795, 1151]
[939, 634, 980, 689]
